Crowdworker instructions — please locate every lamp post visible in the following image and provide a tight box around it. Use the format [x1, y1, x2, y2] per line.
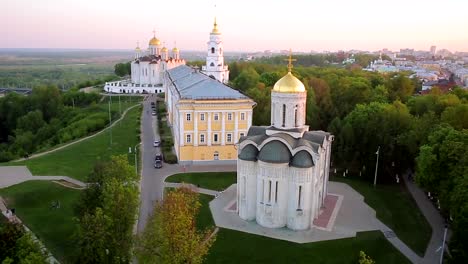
[439, 224, 448, 264]
[108, 96, 113, 146]
[131, 143, 141, 176]
[374, 146, 380, 187]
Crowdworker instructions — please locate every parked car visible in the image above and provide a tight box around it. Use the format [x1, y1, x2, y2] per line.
[155, 154, 163, 161]
[154, 159, 162, 169]
[151, 111, 157, 116]
[153, 140, 161, 147]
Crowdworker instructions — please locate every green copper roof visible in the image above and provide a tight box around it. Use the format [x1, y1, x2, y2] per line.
[258, 141, 292, 163]
[291, 150, 314, 168]
[239, 144, 258, 161]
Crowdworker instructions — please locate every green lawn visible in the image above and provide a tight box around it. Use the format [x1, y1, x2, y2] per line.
[193, 192, 410, 264]
[331, 175, 432, 256]
[206, 229, 410, 264]
[197, 194, 215, 230]
[0, 181, 80, 262]
[5, 105, 142, 181]
[170, 172, 431, 257]
[165, 172, 236, 191]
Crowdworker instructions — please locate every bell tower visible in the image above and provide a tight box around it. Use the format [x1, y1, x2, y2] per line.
[201, 18, 230, 83]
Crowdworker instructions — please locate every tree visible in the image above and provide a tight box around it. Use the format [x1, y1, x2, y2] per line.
[441, 104, 468, 130]
[136, 187, 216, 264]
[233, 67, 260, 92]
[415, 125, 468, 262]
[358, 251, 375, 264]
[75, 155, 139, 263]
[386, 74, 415, 102]
[114, 62, 131, 77]
[75, 208, 112, 264]
[0, 222, 48, 264]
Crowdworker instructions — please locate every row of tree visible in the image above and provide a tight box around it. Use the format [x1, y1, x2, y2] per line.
[228, 59, 467, 261]
[0, 87, 115, 162]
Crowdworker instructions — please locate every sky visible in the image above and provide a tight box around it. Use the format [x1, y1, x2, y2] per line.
[2, 0, 467, 52]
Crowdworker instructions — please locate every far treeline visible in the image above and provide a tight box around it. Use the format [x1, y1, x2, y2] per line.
[227, 57, 467, 262]
[0, 87, 120, 162]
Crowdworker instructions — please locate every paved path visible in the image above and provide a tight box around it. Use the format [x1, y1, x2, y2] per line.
[0, 166, 87, 189]
[164, 182, 219, 196]
[403, 172, 449, 264]
[11, 103, 141, 162]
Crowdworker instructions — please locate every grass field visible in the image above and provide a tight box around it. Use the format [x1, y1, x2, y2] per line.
[0, 181, 80, 262]
[191, 191, 410, 264]
[7, 104, 142, 181]
[206, 229, 410, 264]
[165, 172, 237, 191]
[168, 172, 431, 257]
[331, 175, 432, 256]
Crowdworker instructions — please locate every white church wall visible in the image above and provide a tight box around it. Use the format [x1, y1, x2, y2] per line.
[255, 162, 288, 228]
[287, 167, 313, 230]
[238, 160, 257, 221]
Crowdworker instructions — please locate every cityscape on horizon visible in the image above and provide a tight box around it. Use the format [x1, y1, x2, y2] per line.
[2, 0, 467, 52]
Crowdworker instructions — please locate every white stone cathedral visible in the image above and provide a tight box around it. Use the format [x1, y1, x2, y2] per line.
[237, 58, 333, 231]
[201, 18, 230, 83]
[104, 32, 186, 94]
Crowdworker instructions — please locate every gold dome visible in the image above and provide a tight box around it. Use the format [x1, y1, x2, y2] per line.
[272, 72, 306, 93]
[172, 47, 179, 52]
[161, 47, 168, 52]
[149, 37, 161, 46]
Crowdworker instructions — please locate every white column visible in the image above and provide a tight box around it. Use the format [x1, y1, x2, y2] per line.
[247, 110, 252, 128]
[234, 112, 239, 143]
[221, 112, 226, 145]
[179, 113, 184, 147]
[194, 112, 198, 146]
[207, 112, 212, 146]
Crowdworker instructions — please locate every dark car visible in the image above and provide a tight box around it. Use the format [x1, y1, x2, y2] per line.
[155, 154, 163, 161]
[154, 159, 162, 169]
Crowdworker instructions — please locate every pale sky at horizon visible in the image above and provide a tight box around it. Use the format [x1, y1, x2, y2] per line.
[2, 0, 467, 52]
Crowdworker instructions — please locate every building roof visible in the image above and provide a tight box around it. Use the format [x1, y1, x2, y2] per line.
[167, 65, 249, 100]
[239, 126, 332, 167]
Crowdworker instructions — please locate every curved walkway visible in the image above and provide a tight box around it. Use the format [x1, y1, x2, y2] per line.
[0, 166, 87, 189]
[12, 103, 141, 162]
[403, 172, 449, 264]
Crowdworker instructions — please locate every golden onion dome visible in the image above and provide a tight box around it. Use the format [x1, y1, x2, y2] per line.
[272, 72, 306, 93]
[149, 37, 161, 46]
[161, 47, 168, 52]
[135, 46, 141, 52]
[172, 47, 179, 52]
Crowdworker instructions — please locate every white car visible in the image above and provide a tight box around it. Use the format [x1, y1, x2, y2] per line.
[153, 140, 161, 147]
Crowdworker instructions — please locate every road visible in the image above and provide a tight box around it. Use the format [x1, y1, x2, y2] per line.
[137, 98, 235, 232]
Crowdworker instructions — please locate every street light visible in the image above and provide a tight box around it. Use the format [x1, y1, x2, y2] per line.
[130, 143, 141, 176]
[439, 224, 448, 264]
[374, 146, 380, 187]
[108, 96, 113, 146]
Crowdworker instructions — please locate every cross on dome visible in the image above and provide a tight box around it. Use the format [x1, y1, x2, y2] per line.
[284, 49, 297, 72]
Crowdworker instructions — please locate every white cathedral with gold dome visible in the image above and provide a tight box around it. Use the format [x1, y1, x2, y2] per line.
[104, 32, 186, 94]
[237, 56, 333, 230]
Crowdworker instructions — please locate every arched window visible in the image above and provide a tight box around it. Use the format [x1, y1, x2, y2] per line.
[211, 47, 215, 54]
[214, 151, 219, 160]
[210, 62, 215, 67]
[297, 186, 302, 209]
[294, 105, 298, 127]
[282, 104, 286, 127]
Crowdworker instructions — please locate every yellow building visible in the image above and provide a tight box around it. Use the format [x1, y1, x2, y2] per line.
[164, 65, 255, 163]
